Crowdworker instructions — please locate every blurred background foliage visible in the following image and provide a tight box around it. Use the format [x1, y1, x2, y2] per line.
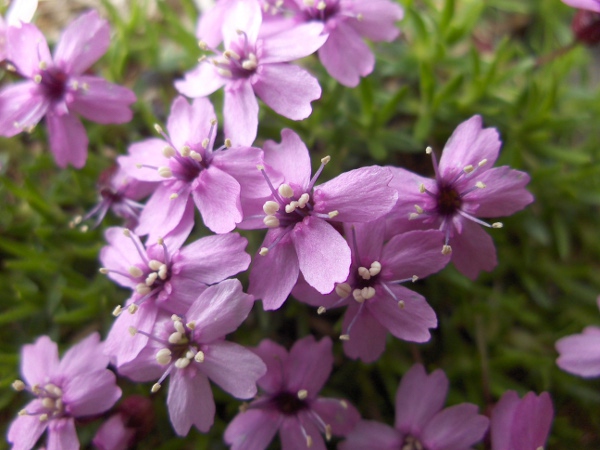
[1, 0, 599, 448]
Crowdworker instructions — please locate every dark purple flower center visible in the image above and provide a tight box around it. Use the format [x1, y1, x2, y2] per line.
[272, 391, 309, 415]
[170, 157, 205, 183]
[435, 182, 462, 217]
[214, 36, 259, 80]
[402, 435, 425, 450]
[303, 0, 341, 22]
[39, 68, 68, 102]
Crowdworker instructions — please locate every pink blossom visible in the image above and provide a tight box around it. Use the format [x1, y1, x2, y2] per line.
[243, 129, 398, 310]
[117, 279, 266, 436]
[8, 333, 121, 450]
[490, 390, 553, 450]
[176, 0, 326, 146]
[0, 0, 38, 61]
[0, 10, 135, 168]
[118, 95, 267, 237]
[562, 0, 600, 13]
[100, 227, 251, 365]
[293, 221, 449, 362]
[340, 364, 489, 450]
[224, 336, 360, 450]
[556, 296, 600, 377]
[387, 115, 534, 279]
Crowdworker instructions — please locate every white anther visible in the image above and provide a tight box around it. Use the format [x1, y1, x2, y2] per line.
[425, 146, 432, 154]
[340, 334, 350, 341]
[33, 74, 42, 83]
[409, 213, 420, 220]
[136, 283, 151, 295]
[158, 265, 168, 279]
[335, 283, 352, 298]
[340, 399, 348, 409]
[168, 332, 184, 344]
[157, 237, 164, 246]
[12, 380, 25, 391]
[148, 260, 162, 271]
[151, 383, 161, 393]
[45, 384, 62, 397]
[194, 351, 205, 363]
[185, 349, 196, 359]
[154, 124, 163, 134]
[39, 414, 48, 422]
[419, 183, 426, 193]
[175, 357, 191, 369]
[398, 300, 406, 309]
[303, 0, 315, 5]
[297, 193, 310, 208]
[224, 49, 241, 60]
[145, 272, 158, 286]
[297, 389, 308, 400]
[42, 397, 55, 410]
[186, 321, 196, 330]
[82, 83, 89, 91]
[414, 205, 424, 214]
[278, 184, 294, 198]
[128, 326, 137, 336]
[170, 193, 178, 200]
[361, 286, 376, 300]
[190, 151, 202, 161]
[259, 247, 269, 256]
[478, 159, 488, 167]
[39, 61, 47, 70]
[463, 165, 474, 173]
[201, 138, 210, 149]
[224, 138, 232, 148]
[317, 306, 326, 315]
[163, 146, 176, 158]
[112, 305, 123, 317]
[412, 275, 419, 282]
[158, 166, 172, 178]
[369, 261, 382, 276]
[321, 155, 331, 164]
[156, 349, 172, 365]
[263, 201, 280, 215]
[325, 424, 332, 441]
[128, 266, 143, 278]
[242, 59, 258, 70]
[99, 268, 109, 274]
[128, 304, 139, 314]
[475, 181, 486, 189]
[285, 202, 298, 213]
[328, 210, 339, 218]
[358, 267, 371, 280]
[263, 215, 280, 228]
[442, 245, 452, 255]
[316, 0, 326, 10]
[217, 68, 233, 77]
[174, 320, 185, 334]
[171, 314, 182, 321]
[352, 289, 365, 303]
[492, 222, 503, 228]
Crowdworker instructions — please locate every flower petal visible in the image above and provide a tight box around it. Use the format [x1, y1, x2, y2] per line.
[285, 336, 332, 396]
[69, 76, 135, 124]
[224, 408, 280, 450]
[58, 333, 108, 378]
[312, 397, 361, 436]
[280, 415, 326, 450]
[136, 185, 194, 240]
[166, 96, 215, 150]
[47, 417, 79, 450]
[339, 420, 401, 450]
[449, 219, 497, 279]
[174, 62, 226, 98]
[0, 82, 48, 137]
[510, 392, 553, 450]
[252, 339, 289, 394]
[7, 408, 48, 450]
[348, 0, 404, 42]
[168, 370, 215, 435]
[260, 22, 327, 64]
[64, 370, 121, 417]
[21, 336, 59, 386]
[421, 403, 489, 450]
[224, 81, 259, 146]
[341, 303, 389, 363]
[7, 22, 50, 77]
[556, 326, 600, 377]
[46, 110, 88, 168]
[262, 128, 311, 189]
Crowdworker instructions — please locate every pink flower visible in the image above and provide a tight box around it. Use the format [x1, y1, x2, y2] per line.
[556, 296, 600, 377]
[175, 0, 326, 146]
[340, 364, 489, 450]
[562, 0, 600, 13]
[243, 129, 398, 310]
[284, 0, 404, 87]
[490, 390, 553, 450]
[118, 96, 267, 237]
[387, 115, 534, 279]
[0, 0, 38, 61]
[100, 227, 251, 366]
[224, 336, 360, 450]
[293, 221, 449, 362]
[0, 10, 136, 168]
[8, 333, 121, 450]
[117, 279, 266, 436]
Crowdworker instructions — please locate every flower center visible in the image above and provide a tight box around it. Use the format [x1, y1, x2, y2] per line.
[402, 435, 425, 450]
[209, 32, 259, 79]
[12, 380, 65, 422]
[302, 0, 340, 22]
[435, 182, 462, 217]
[272, 391, 309, 415]
[37, 67, 68, 102]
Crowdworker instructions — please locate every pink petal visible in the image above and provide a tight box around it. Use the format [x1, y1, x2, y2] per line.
[490, 390, 520, 450]
[100, 227, 146, 289]
[312, 397, 361, 435]
[224, 409, 281, 450]
[212, 145, 270, 199]
[64, 370, 121, 417]
[192, 166, 242, 233]
[136, 185, 193, 239]
[166, 96, 215, 150]
[291, 272, 342, 308]
[394, 364, 448, 434]
[285, 336, 332, 395]
[249, 229, 300, 310]
[7, 409, 48, 450]
[222, 0, 262, 47]
[168, 370, 215, 435]
[21, 335, 59, 386]
[438, 115, 502, 177]
[469, 166, 534, 217]
[346, 220, 386, 265]
[421, 403, 489, 450]
[223, 81, 259, 146]
[46, 110, 88, 168]
[252, 339, 289, 393]
[449, 219, 497, 279]
[556, 327, 600, 377]
[253, 63, 321, 120]
[562, 0, 600, 12]
[511, 392, 553, 450]
[188, 279, 254, 342]
[6, 0, 39, 26]
[53, 10, 109, 74]
[0, 82, 48, 137]
[118, 138, 169, 182]
[58, 333, 107, 378]
[339, 420, 401, 450]
[313, 166, 398, 223]
[69, 76, 135, 124]
[347, 0, 404, 42]
[92, 413, 135, 450]
[175, 63, 226, 98]
[280, 415, 326, 450]
[369, 285, 437, 343]
[7, 22, 50, 77]
[195, 0, 236, 47]
[200, 341, 266, 398]
[341, 303, 389, 363]
[291, 216, 351, 294]
[317, 21, 374, 87]
[47, 417, 79, 450]
[262, 128, 311, 189]
[260, 22, 327, 64]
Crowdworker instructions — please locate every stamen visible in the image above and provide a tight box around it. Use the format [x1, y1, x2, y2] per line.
[361, 287, 376, 300]
[224, 49, 241, 60]
[163, 147, 176, 158]
[145, 272, 158, 286]
[316, 0, 326, 10]
[129, 266, 144, 278]
[194, 351, 205, 363]
[339, 334, 350, 341]
[112, 305, 123, 316]
[297, 193, 310, 208]
[12, 380, 25, 391]
[136, 284, 151, 295]
[186, 321, 196, 330]
[148, 260, 162, 271]
[492, 222, 503, 228]
[307, 156, 330, 191]
[128, 304, 139, 314]
[156, 349, 172, 365]
[358, 267, 371, 280]
[317, 306, 326, 314]
[478, 159, 488, 167]
[170, 193, 178, 200]
[190, 151, 202, 161]
[180, 146, 191, 157]
[259, 247, 269, 256]
[263, 201, 280, 215]
[264, 216, 280, 228]
[352, 289, 365, 303]
[174, 358, 190, 369]
[442, 245, 452, 255]
[398, 300, 406, 308]
[463, 165, 474, 174]
[335, 283, 351, 298]
[297, 389, 308, 400]
[158, 167, 173, 178]
[128, 327, 138, 336]
[369, 261, 382, 276]
[327, 210, 339, 218]
[285, 201, 299, 213]
[475, 181, 486, 189]
[151, 383, 161, 393]
[414, 205, 424, 214]
[278, 184, 294, 198]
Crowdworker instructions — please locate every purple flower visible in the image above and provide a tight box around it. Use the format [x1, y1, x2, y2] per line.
[490, 390, 553, 450]
[175, 0, 326, 146]
[100, 227, 251, 365]
[562, 0, 600, 12]
[283, 0, 404, 87]
[8, 333, 121, 450]
[243, 128, 398, 310]
[556, 296, 600, 377]
[0, 0, 38, 61]
[118, 95, 267, 237]
[0, 10, 136, 168]
[117, 279, 266, 436]
[387, 115, 534, 279]
[224, 336, 360, 450]
[293, 221, 449, 362]
[340, 364, 489, 450]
